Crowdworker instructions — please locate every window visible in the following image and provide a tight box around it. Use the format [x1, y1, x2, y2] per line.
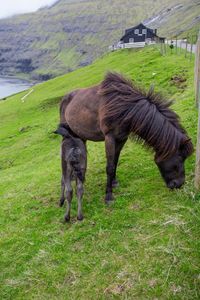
[129, 38, 134, 43]
[142, 29, 147, 34]
[134, 29, 139, 34]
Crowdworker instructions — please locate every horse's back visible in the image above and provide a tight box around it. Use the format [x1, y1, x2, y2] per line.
[60, 90, 79, 123]
[63, 86, 105, 141]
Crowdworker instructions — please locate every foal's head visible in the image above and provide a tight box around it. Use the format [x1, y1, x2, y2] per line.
[155, 139, 193, 189]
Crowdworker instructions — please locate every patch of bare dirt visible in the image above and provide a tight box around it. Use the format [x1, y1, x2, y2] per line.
[170, 74, 187, 90]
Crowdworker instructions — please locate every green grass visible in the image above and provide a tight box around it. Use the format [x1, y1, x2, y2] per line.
[0, 47, 200, 299]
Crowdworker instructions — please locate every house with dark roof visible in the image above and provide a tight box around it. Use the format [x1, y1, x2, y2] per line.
[120, 23, 165, 45]
[109, 23, 165, 51]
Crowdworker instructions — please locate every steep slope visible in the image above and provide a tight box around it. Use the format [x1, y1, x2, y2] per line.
[0, 47, 199, 299]
[144, 0, 200, 38]
[0, 0, 199, 80]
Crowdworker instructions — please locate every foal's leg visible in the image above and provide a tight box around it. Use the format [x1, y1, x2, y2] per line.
[59, 176, 65, 207]
[105, 134, 116, 203]
[60, 157, 66, 207]
[112, 138, 128, 188]
[64, 172, 73, 222]
[76, 178, 84, 221]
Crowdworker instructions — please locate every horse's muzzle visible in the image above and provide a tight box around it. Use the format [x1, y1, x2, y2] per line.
[167, 179, 184, 190]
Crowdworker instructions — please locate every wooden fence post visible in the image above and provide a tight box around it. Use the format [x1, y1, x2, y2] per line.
[195, 32, 200, 107]
[160, 42, 164, 55]
[175, 36, 178, 54]
[185, 36, 188, 58]
[194, 31, 200, 189]
[190, 36, 193, 61]
[163, 40, 166, 55]
[180, 40, 182, 55]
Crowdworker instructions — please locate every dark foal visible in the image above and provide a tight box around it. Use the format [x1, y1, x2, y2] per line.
[55, 124, 87, 222]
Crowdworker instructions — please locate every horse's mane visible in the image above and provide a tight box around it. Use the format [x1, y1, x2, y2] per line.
[99, 72, 193, 161]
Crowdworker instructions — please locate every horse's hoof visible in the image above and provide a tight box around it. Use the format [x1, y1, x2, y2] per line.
[77, 215, 84, 221]
[105, 200, 114, 206]
[112, 179, 119, 188]
[59, 198, 65, 207]
[64, 215, 70, 222]
[105, 193, 114, 204]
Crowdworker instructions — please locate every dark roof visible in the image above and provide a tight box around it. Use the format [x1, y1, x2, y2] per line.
[125, 23, 153, 34]
[120, 23, 159, 41]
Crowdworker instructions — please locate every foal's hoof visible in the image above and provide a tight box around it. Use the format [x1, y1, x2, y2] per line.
[64, 215, 70, 222]
[77, 215, 84, 221]
[112, 179, 119, 188]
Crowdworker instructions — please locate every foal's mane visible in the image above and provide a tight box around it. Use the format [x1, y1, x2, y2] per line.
[99, 72, 193, 161]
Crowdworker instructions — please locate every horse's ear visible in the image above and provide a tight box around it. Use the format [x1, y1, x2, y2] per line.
[180, 137, 194, 160]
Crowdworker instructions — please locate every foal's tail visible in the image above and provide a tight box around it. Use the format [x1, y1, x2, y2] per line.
[54, 123, 72, 138]
[55, 124, 85, 182]
[69, 148, 85, 182]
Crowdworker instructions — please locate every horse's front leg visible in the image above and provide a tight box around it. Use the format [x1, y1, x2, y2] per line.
[112, 138, 128, 188]
[105, 134, 116, 203]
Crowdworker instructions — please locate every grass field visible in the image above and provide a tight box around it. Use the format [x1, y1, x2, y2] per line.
[0, 47, 200, 299]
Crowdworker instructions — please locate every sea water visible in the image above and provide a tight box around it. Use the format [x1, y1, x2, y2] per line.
[0, 77, 32, 99]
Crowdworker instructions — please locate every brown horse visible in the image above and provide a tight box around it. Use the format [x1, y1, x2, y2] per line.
[60, 72, 193, 203]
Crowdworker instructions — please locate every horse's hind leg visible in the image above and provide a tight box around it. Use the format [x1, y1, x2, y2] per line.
[76, 178, 84, 221]
[112, 138, 128, 188]
[59, 176, 65, 207]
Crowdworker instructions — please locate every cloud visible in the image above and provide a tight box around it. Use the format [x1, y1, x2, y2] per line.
[0, 0, 58, 19]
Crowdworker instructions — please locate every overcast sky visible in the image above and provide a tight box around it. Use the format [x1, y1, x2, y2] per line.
[0, 0, 58, 19]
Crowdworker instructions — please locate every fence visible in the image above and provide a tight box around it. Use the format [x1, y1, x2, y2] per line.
[109, 34, 198, 60]
[194, 31, 200, 189]
[157, 31, 200, 189]
[123, 42, 146, 49]
[109, 41, 147, 51]
[157, 36, 196, 60]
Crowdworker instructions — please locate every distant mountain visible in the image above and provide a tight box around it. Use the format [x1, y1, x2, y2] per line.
[0, 0, 199, 81]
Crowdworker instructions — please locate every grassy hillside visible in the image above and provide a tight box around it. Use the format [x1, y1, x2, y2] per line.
[0, 0, 199, 80]
[145, 0, 200, 38]
[0, 47, 200, 299]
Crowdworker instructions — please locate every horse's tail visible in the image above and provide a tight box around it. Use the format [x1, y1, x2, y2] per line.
[69, 148, 85, 182]
[60, 91, 78, 123]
